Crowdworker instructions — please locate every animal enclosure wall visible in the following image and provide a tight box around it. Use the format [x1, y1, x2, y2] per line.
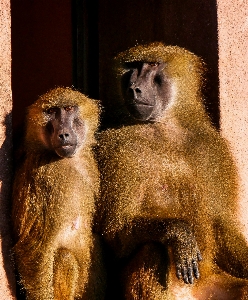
[0, 0, 16, 298]
[218, 0, 248, 240]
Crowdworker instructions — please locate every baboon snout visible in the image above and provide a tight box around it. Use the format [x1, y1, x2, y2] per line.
[58, 132, 70, 141]
[128, 86, 142, 99]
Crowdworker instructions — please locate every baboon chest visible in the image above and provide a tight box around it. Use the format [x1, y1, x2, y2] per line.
[109, 138, 193, 217]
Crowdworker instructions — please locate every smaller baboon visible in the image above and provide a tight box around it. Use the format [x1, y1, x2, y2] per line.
[12, 87, 105, 300]
[95, 43, 248, 299]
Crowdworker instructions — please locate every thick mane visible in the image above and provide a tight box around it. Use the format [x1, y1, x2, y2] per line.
[115, 42, 205, 80]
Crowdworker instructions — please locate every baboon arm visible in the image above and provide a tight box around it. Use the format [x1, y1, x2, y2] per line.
[107, 218, 202, 284]
[162, 220, 202, 284]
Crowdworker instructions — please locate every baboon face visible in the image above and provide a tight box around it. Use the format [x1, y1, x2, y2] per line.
[121, 62, 171, 121]
[43, 105, 85, 158]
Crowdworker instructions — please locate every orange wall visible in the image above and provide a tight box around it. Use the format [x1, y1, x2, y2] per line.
[0, 0, 16, 298]
[218, 0, 248, 239]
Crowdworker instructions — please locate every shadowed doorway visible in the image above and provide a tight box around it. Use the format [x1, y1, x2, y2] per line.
[73, 0, 219, 129]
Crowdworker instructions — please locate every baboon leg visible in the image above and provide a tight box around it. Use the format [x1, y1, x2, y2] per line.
[83, 235, 107, 300]
[15, 245, 55, 300]
[215, 220, 248, 279]
[53, 248, 79, 300]
[123, 242, 169, 300]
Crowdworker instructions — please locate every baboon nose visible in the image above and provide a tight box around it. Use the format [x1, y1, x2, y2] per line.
[59, 133, 69, 141]
[128, 87, 142, 97]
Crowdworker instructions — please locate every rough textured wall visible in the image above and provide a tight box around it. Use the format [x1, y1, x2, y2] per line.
[218, 0, 248, 239]
[0, 0, 16, 298]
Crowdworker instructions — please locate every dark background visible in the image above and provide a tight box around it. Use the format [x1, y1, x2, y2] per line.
[11, 0, 219, 132]
[11, 0, 73, 131]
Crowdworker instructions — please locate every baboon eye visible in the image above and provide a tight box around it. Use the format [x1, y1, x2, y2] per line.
[64, 106, 74, 112]
[46, 107, 56, 114]
[149, 62, 159, 67]
[154, 75, 162, 86]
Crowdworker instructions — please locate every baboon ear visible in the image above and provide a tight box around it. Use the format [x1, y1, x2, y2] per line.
[188, 61, 194, 72]
[157, 62, 166, 72]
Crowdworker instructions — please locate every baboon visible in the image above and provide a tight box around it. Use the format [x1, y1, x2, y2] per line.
[12, 87, 105, 300]
[95, 43, 248, 299]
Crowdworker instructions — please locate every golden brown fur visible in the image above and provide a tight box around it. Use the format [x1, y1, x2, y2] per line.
[12, 87, 105, 299]
[95, 43, 248, 299]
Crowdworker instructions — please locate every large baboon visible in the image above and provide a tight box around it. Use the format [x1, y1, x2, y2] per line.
[12, 87, 105, 300]
[95, 43, 248, 299]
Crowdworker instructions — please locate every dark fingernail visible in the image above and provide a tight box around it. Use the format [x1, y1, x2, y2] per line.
[184, 276, 189, 284]
[176, 271, 182, 279]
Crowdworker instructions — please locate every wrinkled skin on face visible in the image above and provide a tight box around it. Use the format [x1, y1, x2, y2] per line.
[122, 62, 171, 121]
[42, 105, 85, 158]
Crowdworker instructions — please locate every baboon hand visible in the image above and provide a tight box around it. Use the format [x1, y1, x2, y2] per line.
[174, 241, 202, 284]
